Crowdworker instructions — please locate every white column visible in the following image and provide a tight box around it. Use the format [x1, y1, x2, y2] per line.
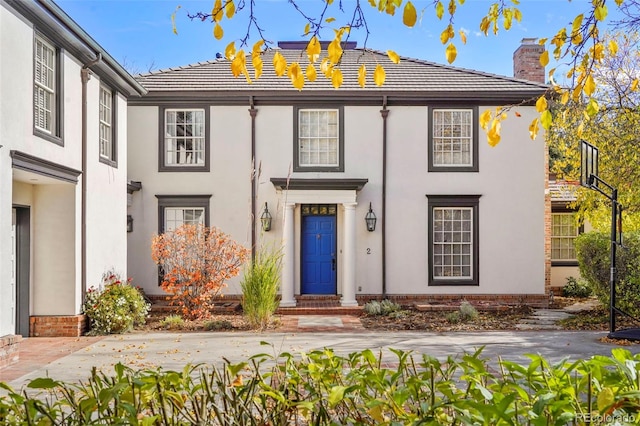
[341, 202, 358, 306]
[280, 202, 296, 307]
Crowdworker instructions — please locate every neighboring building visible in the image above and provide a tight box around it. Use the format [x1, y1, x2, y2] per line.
[0, 0, 145, 345]
[549, 178, 591, 291]
[127, 39, 550, 307]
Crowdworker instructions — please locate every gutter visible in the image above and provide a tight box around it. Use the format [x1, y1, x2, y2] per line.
[249, 97, 258, 262]
[380, 96, 389, 297]
[80, 53, 102, 303]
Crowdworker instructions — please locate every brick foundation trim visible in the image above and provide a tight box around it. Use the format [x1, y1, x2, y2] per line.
[29, 315, 88, 337]
[0, 334, 23, 369]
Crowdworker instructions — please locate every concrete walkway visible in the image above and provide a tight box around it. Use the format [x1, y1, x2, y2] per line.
[2, 325, 639, 391]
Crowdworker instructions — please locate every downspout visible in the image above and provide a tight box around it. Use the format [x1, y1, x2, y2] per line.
[380, 96, 389, 297]
[80, 53, 101, 303]
[249, 96, 258, 263]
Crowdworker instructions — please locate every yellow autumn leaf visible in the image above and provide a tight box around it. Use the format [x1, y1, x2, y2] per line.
[252, 55, 263, 79]
[560, 90, 570, 105]
[225, 0, 235, 19]
[304, 23, 310, 35]
[213, 23, 223, 40]
[225, 42, 236, 60]
[539, 50, 549, 67]
[320, 58, 333, 77]
[459, 29, 467, 44]
[273, 52, 287, 77]
[576, 121, 584, 137]
[307, 36, 321, 63]
[594, 5, 608, 21]
[586, 98, 600, 116]
[445, 43, 457, 64]
[440, 25, 452, 44]
[252, 40, 264, 55]
[358, 64, 366, 88]
[306, 64, 317, 82]
[387, 50, 400, 64]
[572, 14, 583, 33]
[535, 95, 548, 113]
[631, 78, 639, 91]
[325, 17, 336, 23]
[171, 6, 180, 35]
[487, 119, 501, 147]
[435, 1, 444, 19]
[540, 110, 553, 129]
[584, 74, 596, 97]
[231, 375, 243, 387]
[230, 56, 243, 77]
[212, 0, 223, 22]
[403, 1, 417, 27]
[479, 109, 492, 130]
[327, 38, 343, 64]
[289, 63, 304, 90]
[528, 118, 539, 140]
[373, 64, 386, 86]
[609, 39, 618, 56]
[331, 68, 343, 89]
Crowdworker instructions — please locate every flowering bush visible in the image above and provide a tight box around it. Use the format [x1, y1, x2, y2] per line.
[83, 273, 150, 335]
[151, 224, 250, 320]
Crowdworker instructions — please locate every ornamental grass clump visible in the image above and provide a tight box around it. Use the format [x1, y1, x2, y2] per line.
[82, 273, 150, 335]
[241, 246, 282, 330]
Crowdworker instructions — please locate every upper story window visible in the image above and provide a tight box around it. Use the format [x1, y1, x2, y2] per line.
[551, 212, 580, 264]
[294, 106, 344, 172]
[159, 107, 210, 172]
[34, 34, 63, 144]
[99, 86, 117, 165]
[428, 107, 478, 172]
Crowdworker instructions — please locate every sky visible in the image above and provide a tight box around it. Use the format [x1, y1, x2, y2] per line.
[55, 0, 625, 78]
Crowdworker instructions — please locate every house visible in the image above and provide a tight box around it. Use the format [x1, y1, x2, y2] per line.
[0, 0, 145, 353]
[127, 39, 550, 308]
[549, 177, 591, 292]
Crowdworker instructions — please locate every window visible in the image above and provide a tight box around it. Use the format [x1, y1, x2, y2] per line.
[34, 34, 63, 143]
[551, 212, 580, 263]
[159, 107, 210, 172]
[156, 195, 211, 233]
[294, 106, 344, 172]
[427, 195, 480, 285]
[99, 86, 117, 165]
[428, 107, 478, 172]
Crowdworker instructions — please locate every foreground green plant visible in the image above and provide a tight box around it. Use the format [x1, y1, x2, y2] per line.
[363, 299, 402, 316]
[82, 272, 150, 335]
[240, 246, 282, 330]
[2, 348, 640, 425]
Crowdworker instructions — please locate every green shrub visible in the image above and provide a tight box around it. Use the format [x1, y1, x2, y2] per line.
[364, 299, 402, 316]
[203, 319, 234, 331]
[82, 273, 150, 335]
[575, 231, 640, 316]
[459, 300, 479, 321]
[159, 314, 184, 330]
[2, 348, 640, 425]
[241, 246, 282, 330]
[446, 311, 461, 323]
[562, 276, 592, 298]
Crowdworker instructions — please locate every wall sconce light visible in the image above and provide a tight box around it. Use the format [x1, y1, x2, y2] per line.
[260, 202, 272, 232]
[365, 202, 377, 232]
[127, 215, 133, 233]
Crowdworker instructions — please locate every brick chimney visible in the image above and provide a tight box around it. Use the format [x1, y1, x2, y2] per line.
[513, 38, 545, 83]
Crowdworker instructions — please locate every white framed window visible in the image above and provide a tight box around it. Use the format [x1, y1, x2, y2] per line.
[99, 86, 116, 163]
[156, 195, 211, 233]
[164, 207, 205, 231]
[428, 195, 480, 285]
[294, 107, 343, 171]
[163, 109, 206, 168]
[551, 212, 579, 262]
[433, 207, 473, 279]
[429, 107, 478, 172]
[34, 35, 56, 135]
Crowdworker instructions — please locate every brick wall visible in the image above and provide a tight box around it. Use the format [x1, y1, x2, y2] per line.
[513, 38, 545, 83]
[29, 315, 88, 337]
[0, 334, 22, 369]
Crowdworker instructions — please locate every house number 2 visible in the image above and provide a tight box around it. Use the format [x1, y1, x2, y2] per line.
[366, 248, 371, 254]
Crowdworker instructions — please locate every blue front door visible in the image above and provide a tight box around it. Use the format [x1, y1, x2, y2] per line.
[301, 215, 337, 294]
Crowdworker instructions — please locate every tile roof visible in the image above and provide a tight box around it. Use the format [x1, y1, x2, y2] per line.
[135, 47, 548, 101]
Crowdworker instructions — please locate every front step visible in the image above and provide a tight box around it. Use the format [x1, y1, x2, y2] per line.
[276, 295, 363, 316]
